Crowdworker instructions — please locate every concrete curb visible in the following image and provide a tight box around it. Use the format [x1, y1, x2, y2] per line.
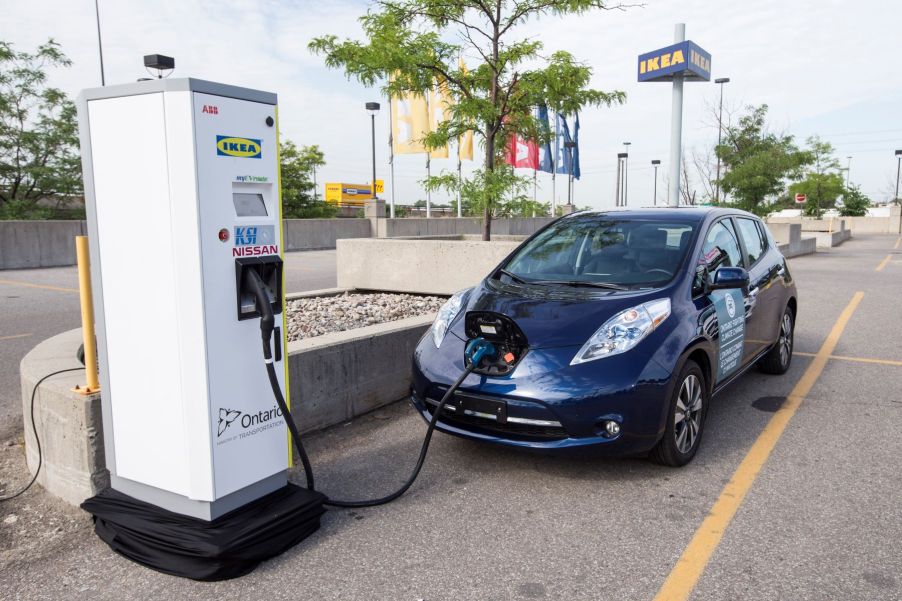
[19, 328, 108, 506]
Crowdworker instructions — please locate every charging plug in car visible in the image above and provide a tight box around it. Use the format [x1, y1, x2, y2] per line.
[464, 312, 528, 375]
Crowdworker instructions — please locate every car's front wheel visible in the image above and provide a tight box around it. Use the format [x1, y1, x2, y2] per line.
[650, 360, 707, 467]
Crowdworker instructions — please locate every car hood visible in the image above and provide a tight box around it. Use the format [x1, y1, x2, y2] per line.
[450, 279, 670, 349]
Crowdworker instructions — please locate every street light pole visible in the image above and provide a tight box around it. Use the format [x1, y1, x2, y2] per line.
[846, 156, 852, 188]
[623, 141, 631, 205]
[94, 0, 106, 85]
[652, 159, 661, 206]
[894, 150, 902, 203]
[365, 102, 380, 201]
[564, 141, 576, 206]
[714, 77, 730, 203]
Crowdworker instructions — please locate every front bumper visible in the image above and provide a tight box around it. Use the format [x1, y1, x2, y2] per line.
[411, 332, 677, 454]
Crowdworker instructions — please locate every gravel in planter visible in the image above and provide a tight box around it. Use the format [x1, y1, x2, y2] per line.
[286, 292, 447, 341]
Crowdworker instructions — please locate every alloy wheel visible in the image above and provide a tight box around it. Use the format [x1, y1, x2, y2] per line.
[674, 374, 703, 454]
[779, 312, 793, 368]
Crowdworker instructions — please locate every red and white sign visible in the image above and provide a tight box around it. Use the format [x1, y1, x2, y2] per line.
[506, 134, 539, 169]
[794, 193, 807, 204]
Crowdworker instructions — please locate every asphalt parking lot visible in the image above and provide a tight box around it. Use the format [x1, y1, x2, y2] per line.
[2, 235, 901, 600]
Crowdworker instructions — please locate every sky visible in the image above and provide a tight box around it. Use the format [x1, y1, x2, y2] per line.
[4, 0, 902, 210]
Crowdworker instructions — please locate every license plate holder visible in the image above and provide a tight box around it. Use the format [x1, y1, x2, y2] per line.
[455, 393, 508, 424]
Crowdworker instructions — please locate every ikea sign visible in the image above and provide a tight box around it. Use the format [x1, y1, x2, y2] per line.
[216, 135, 262, 159]
[638, 41, 711, 82]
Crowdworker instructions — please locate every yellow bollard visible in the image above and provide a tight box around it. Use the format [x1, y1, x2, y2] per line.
[73, 236, 100, 395]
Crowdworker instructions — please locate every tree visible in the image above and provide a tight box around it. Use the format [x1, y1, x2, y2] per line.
[280, 141, 335, 218]
[716, 105, 811, 216]
[309, 0, 626, 239]
[789, 136, 843, 218]
[0, 40, 82, 218]
[839, 184, 870, 217]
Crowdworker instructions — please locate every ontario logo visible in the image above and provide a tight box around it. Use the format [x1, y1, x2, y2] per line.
[216, 406, 285, 441]
[216, 135, 262, 159]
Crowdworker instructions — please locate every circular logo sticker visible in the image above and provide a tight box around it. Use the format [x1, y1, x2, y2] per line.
[725, 294, 736, 318]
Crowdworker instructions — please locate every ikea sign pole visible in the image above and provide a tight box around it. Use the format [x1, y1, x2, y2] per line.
[638, 24, 712, 206]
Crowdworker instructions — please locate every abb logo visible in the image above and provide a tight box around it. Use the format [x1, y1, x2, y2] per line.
[202, 105, 219, 115]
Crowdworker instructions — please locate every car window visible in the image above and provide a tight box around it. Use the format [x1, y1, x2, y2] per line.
[735, 217, 767, 265]
[502, 216, 697, 289]
[693, 219, 743, 294]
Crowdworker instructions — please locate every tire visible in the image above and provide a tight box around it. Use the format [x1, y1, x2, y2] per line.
[650, 360, 707, 467]
[758, 306, 794, 375]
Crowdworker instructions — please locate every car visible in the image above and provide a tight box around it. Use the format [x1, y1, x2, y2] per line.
[411, 207, 798, 466]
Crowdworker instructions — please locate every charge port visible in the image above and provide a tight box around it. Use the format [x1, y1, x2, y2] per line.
[464, 311, 529, 376]
[235, 256, 283, 321]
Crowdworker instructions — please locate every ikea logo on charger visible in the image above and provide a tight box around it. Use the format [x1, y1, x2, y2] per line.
[216, 135, 262, 159]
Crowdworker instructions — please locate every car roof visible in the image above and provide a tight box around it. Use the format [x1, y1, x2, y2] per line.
[567, 206, 757, 223]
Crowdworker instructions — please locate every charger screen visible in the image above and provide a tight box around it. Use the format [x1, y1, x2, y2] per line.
[233, 193, 267, 217]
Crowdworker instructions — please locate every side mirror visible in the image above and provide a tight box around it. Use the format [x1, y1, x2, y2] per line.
[709, 266, 749, 291]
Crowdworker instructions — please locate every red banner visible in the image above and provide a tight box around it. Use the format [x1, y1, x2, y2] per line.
[506, 134, 539, 169]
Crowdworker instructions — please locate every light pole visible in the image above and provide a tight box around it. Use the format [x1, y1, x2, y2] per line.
[564, 141, 577, 206]
[365, 102, 380, 201]
[846, 155, 852, 188]
[623, 141, 631, 205]
[94, 0, 106, 85]
[652, 159, 661, 206]
[714, 77, 730, 203]
[894, 150, 902, 204]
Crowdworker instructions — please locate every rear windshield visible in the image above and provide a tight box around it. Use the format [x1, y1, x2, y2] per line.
[502, 215, 696, 289]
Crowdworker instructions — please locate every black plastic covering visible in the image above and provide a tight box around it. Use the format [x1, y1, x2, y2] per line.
[81, 484, 326, 581]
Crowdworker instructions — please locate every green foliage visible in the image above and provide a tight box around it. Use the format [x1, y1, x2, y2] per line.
[716, 105, 811, 217]
[0, 39, 82, 218]
[789, 136, 843, 218]
[280, 141, 335, 218]
[424, 161, 537, 217]
[839, 185, 870, 217]
[310, 0, 626, 237]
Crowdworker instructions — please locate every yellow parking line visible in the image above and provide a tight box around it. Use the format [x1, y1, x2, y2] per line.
[653, 291, 864, 601]
[875, 255, 892, 272]
[796, 351, 902, 366]
[0, 278, 78, 294]
[895, 238, 901, 250]
[0, 333, 32, 342]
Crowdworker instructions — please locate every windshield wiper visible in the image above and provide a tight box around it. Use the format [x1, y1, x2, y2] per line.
[496, 268, 531, 285]
[529, 279, 629, 291]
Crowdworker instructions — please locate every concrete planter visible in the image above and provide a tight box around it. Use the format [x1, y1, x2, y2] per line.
[20, 305, 435, 506]
[337, 237, 523, 295]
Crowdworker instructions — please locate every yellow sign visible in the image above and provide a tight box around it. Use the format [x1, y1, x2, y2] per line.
[324, 181, 384, 206]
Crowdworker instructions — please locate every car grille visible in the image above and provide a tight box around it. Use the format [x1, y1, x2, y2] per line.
[423, 396, 568, 441]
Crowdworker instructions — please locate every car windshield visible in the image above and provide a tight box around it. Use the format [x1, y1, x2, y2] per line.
[500, 215, 697, 289]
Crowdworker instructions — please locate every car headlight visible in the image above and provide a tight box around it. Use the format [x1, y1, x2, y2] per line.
[571, 298, 671, 365]
[431, 289, 467, 348]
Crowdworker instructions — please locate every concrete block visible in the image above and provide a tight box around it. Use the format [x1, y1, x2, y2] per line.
[282, 219, 370, 251]
[286, 314, 433, 432]
[0, 220, 87, 269]
[337, 238, 522, 295]
[19, 328, 108, 506]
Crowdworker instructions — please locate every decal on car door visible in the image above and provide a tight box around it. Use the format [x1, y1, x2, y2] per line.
[710, 288, 746, 382]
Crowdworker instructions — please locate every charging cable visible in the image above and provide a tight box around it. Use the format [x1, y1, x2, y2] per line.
[243, 269, 495, 508]
[1, 367, 85, 502]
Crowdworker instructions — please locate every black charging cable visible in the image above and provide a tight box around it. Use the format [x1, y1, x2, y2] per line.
[243, 269, 487, 508]
[0, 367, 85, 502]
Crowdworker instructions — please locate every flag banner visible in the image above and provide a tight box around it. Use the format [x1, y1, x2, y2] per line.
[538, 105, 554, 173]
[457, 58, 474, 161]
[458, 130, 473, 161]
[391, 92, 429, 154]
[507, 133, 539, 169]
[428, 83, 450, 158]
[555, 113, 581, 180]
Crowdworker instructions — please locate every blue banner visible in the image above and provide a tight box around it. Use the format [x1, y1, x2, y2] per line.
[637, 40, 711, 82]
[537, 105, 554, 173]
[555, 113, 581, 180]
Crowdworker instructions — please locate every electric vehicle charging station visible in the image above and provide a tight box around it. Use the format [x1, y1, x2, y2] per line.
[78, 78, 291, 520]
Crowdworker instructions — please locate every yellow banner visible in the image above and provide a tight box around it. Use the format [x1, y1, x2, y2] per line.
[456, 58, 474, 161]
[428, 83, 450, 159]
[391, 93, 429, 154]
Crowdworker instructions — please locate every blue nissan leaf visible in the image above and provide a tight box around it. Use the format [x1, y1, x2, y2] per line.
[411, 208, 798, 466]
